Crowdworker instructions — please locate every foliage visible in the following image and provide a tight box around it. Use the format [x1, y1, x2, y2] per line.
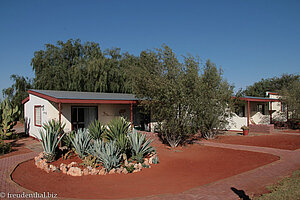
[243, 74, 300, 97]
[80, 154, 98, 168]
[0, 140, 12, 155]
[105, 117, 130, 154]
[69, 129, 91, 159]
[124, 164, 135, 173]
[61, 131, 75, 149]
[38, 120, 65, 162]
[132, 46, 199, 147]
[128, 131, 155, 163]
[254, 168, 300, 200]
[194, 60, 234, 139]
[89, 140, 122, 171]
[280, 80, 300, 120]
[88, 120, 106, 140]
[132, 45, 233, 145]
[42, 119, 65, 135]
[2, 75, 32, 121]
[152, 155, 159, 164]
[31, 39, 134, 93]
[0, 98, 21, 138]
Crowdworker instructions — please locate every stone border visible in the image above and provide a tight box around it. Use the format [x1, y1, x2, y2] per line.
[34, 152, 159, 176]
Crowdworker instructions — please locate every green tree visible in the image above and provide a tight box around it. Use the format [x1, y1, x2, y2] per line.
[2, 75, 32, 121]
[31, 39, 133, 93]
[195, 60, 234, 139]
[244, 74, 300, 97]
[280, 80, 300, 120]
[132, 46, 234, 145]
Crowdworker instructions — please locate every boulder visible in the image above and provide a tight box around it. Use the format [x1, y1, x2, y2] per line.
[83, 168, 90, 176]
[144, 158, 149, 166]
[67, 167, 82, 176]
[67, 162, 77, 168]
[90, 168, 99, 175]
[108, 169, 116, 174]
[99, 168, 107, 175]
[122, 168, 128, 174]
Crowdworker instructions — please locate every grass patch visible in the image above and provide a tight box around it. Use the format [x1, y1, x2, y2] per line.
[255, 168, 300, 200]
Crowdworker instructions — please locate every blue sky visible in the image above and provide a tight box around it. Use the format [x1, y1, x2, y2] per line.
[0, 0, 299, 95]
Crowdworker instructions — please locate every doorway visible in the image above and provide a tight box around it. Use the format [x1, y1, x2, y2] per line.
[71, 106, 98, 131]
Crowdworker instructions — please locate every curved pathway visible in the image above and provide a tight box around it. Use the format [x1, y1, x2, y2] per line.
[142, 141, 300, 200]
[1, 139, 300, 200]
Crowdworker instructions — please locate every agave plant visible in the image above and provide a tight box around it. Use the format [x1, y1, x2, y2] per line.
[39, 120, 66, 162]
[128, 130, 155, 163]
[90, 140, 122, 171]
[42, 119, 65, 134]
[88, 120, 106, 140]
[69, 129, 91, 159]
[106, 117, 131, 156]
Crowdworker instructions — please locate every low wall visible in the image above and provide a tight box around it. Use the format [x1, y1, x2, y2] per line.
[249, 124, 274, 133]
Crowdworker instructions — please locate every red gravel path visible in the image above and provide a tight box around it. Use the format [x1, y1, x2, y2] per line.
[12, 142, 278, 199]
[214, 134, 300, 150]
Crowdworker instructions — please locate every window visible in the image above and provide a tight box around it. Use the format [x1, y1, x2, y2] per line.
[71, 106, 98, 131]
[34, 105, 42, 126]
[257, 104, 266, 115]
[281, 103, 287, 112]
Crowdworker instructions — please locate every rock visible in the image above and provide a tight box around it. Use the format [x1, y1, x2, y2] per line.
[138, 163, 143, 170]
[60, 163, 68, 174]
[49, 165, 57, 172]
[149, 157, 153, 164]
[116, 168, 122, 174]
[87, 166, 93, 171]
[124, 159, 129, 166]
[133, 169, 140, 173]
[99, 168, 106, 175]
[90, 168, 99, 175]
[67, 162, 77, 168]
[144, 159, 149, 166]
[134, 164, 138, 169]
[83, 168, 90, 176]
[67, 167, 82, 176]
[109, 169, 116, 174]
[122, 168, 128, 174]
[44, 167, 51, 173]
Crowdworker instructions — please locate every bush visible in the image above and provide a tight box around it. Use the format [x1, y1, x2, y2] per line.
[128, 130, 155, 163]
[0, 140, 12, 155]
[88, 120, 106, 140]
[39, 120, 65, 162]
[106, 117, 130, 154]
[90, 140, 122, 171]
[69, 129, 91, 159]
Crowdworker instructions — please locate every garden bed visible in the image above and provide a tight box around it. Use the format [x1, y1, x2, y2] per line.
[215, 134, 300, 150]
[12, 141, 279, 199]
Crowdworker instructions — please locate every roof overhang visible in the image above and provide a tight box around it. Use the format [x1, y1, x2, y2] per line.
[237, 97, 280, 102]
[26, 90, 138, 104]
[21, 96, 30, 104]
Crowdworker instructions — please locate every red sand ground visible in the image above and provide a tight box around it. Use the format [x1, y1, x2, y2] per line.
[215, 134, 300, 150]
[12, 142, 278, 199]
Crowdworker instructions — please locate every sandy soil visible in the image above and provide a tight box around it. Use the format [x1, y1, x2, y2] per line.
[12, 141, 278, 199]
[215, 134, 300, 150]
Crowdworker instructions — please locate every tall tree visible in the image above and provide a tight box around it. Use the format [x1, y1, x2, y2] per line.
[195, 60, 234, 139]
[280, 80, 300, 121]
[31, 39, 133, 93]
[132, 45, 234, 146]
[2, 75, 32, 121]
[243, 74, 300, 97]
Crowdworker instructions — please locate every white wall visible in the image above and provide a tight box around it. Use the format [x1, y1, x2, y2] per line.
[226, 113, 247, 131]
[24, 94, 60, 139]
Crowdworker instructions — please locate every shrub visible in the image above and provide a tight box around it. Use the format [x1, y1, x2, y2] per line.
[61, 131, 75, 149]
[90, 140, 122, 171]
[88, 120, 106, 140]
[106, 117, 130, 154]
[0, 140, 12, 155]
[39, 120, 65, 162]
[128, 130, 155, 163]
[69, 129, 91, 159]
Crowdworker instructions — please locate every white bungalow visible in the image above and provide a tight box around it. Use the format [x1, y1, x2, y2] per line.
[22, 89, 151, 139]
